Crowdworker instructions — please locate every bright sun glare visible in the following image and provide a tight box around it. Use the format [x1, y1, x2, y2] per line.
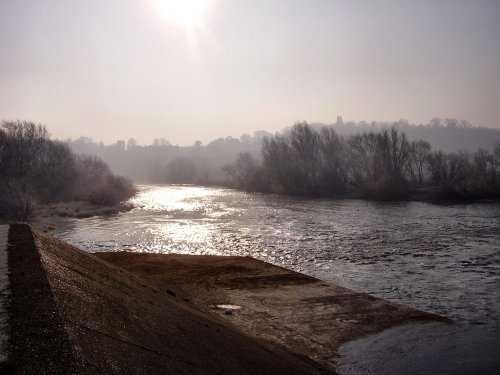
[154, 0, 210, 28]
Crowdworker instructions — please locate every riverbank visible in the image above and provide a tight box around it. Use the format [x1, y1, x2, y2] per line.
[2, 224, 463, 374]
[3, 224, 500, 373]
[96, 251, 447, 370]
[30, 201, 134, 232]
[245, 185, 500, 204]
[4, 224, 325, 374]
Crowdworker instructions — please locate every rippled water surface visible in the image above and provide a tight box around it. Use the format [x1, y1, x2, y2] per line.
[52, 185, 500, 329]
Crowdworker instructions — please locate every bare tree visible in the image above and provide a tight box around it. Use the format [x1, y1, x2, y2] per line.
[347, 132, 379, 186]
[0, 128, 6, 164]
[377, 128, 411, 186]
[166, 157, 197, 183]
[37, 141, 78, 202]
[474, 149, 497, 189]
[427, 151, 473, 196]
[289, 122, 321, 193]
[127, 138, 138, 150]
[262, 135, 298, 193]
[319, 127, 346, 194]
[223, 152, 261, 190]
[75, 154, 135, 205]
[152, 138, 170, 147]
[407, 140, 431, 185]
[1, 120, 49, 176]
[494, 142, 500, 174]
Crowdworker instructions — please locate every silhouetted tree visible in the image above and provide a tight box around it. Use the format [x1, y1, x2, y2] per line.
[377, 128, 411, 189]
[0, 120, 135, 220]
[0, 128, 6, 165]
[1, 120, 48, 177]
[347, 132, 379, 187]
[223, 152, 263, 191]
[0, 121, 49, 219]
[426, 151, 474, 199]
[166, 157, 196, 183]
[75, 155, 134, 205]
[262, 135, 300, 193]
[318, 127, 346, 195]
[127, 138, 138, 150]
[153, 138, 170, 147]
[289, 122, 321, 194]
[473, 149, 498, 194]
[37, 141, 78, 202]
[407, 140, 432, 185]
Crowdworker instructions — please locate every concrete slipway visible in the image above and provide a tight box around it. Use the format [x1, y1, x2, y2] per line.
[0, 224, 498, 374]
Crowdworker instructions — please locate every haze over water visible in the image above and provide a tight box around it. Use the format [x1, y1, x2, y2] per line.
[2, 1, 499, 144]
[52, 184, 500, 331]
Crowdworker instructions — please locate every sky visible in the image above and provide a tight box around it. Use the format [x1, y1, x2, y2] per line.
[1, 0, 499, 145]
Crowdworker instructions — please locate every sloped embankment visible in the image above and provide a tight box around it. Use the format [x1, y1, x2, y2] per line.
[5, 224, 326, 374]
[96, 252, 447, 370]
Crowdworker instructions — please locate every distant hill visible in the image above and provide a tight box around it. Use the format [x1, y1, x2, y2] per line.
[306, 118, 500, 153]
[66, 118, 499, 183]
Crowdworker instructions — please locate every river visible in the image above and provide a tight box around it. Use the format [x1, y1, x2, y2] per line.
[51, 184, 500, 331]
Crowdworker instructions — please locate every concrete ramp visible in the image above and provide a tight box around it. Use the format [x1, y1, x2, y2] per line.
[4, 224, 489, 374]
[3, 224, 326, 374]
[95, 252, 446, 371]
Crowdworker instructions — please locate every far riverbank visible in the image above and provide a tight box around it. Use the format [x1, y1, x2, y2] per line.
[31, 201, 134, 232]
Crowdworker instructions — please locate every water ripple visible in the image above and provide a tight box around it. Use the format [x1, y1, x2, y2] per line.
[52, 184, 500, 330]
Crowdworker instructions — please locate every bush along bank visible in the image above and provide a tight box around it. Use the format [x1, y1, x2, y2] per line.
[0, 120, 136, 221]
[223, 122, 500, 202]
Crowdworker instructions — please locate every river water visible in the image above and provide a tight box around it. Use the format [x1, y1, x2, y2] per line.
[51, 184, 500, 330]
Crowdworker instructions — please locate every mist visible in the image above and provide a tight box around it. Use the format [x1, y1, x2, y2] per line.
[1, 1, 499, 144]
[1, 2, 500, 372]
[65, 118, 500, 189]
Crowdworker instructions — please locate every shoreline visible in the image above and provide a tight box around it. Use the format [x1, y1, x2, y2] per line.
[94, 251, 447, 371]
[2, 224, 499, 374]
[4, 224, 328, 374]
[138, 182, 500, 205]
[30, 201, 134, 232]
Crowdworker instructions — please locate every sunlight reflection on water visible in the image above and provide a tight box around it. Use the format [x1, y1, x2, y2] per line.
[52, 184, 500, 329]
[130, 185, 216, 212]
[125, 185, 236, 254]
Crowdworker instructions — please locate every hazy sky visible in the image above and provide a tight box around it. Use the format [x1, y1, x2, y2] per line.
[1, 0, 499, 145]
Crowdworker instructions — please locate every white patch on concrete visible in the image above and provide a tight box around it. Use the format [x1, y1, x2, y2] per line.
[0, 225, 9, 362]
[216, 304, 241, 310]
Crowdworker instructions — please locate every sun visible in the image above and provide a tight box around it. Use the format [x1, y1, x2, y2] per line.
[153, 0, 210, 29]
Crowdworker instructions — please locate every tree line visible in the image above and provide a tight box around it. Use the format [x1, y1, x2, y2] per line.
[67, 133, 266, 184]
[0, 121, 136, 221]
[307, 117, 500, 153]
[224, 122, 500, 201]
[65, 117, 499, 187]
